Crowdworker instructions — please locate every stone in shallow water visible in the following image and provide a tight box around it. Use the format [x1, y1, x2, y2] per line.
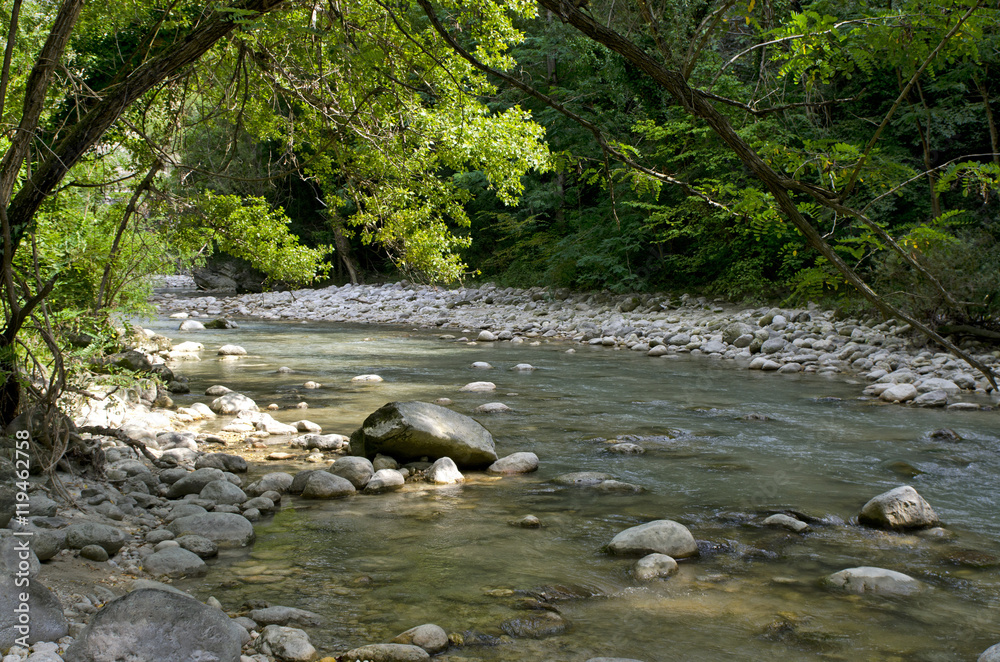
[254, 624, 316, 662]
[825, 566, 922, 596]
[342, 643, 429, 661]
[426, 457, 464, 484]
[475, 401, 511, 413]
[329, 456, 375, 489]
[979, 642, 1000, 662]
[607, 520, 698, 559]
[500, 611, 568, 639]
[634, 553, 678, 580]
[392, 623, 449, 654]
[489, 452, 539, 475]
[459, 381, 496, 392]
[364, 468, 406, 494]
[858, 485, 939, 530]
[762, 513, 811, 533]
[301, 472, 356, 499]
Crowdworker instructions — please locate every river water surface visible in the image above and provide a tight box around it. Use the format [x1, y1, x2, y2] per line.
[144, 317, 1000, 661]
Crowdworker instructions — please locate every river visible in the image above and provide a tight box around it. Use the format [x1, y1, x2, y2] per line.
[143, 316, 1000, 661]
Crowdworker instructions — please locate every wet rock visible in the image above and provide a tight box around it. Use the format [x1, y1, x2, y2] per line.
[350, 401, 497, 469]
[477, 330, 497, 342]
[488, 452, 539, 475]
[426, 457, 464, 484]
[500, 611, 568, 638]
[167, 512, 255, 548]
[294, 433, 349, 451]
[364, 468, 406, 494]
[217, 344, 247, 356]
[825, 567, 922, 596]
[392, 623, 449, 654]
[605, 443, 644, 454]
[65, 523, 127, 555]
[64, 589, 243, 662]
[592, 479, 643, 493]
[634, 553, 678, 580]
[204, 318, 238, 329]
[475, 402, 511, 413]
[858, 485, 939, 530]
[511, 515, 541, 528]
[294, 420, 322, 433]
[341, 643, 429, 661]
[553, 471, 614, 486]
[301, 472, 356, 499]
[762, 514, 811, 533]
[511, 363, 536, 371]
[143, 547, 207, 578]
[459, 381, 496, 392]
[607, 520, 698, 559]
[249, 606, 323, 628]
[930, 428, 962, 442]
[329, 456, 375, 489]
[179, 319, 206, 331]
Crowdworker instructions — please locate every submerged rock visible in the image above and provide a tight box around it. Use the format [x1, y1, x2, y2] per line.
[341, 643, 430, 661]
[350, 401, 498, 469]
[825, 566, 922, 596]
[634, 553, 678, 580]
[500, 611, 568, 638]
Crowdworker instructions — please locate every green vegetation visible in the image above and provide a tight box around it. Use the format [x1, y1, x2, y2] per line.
[2, 0, 1000, 436]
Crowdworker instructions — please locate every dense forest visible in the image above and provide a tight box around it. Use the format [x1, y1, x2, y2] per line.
[2, 0, 1000, 427]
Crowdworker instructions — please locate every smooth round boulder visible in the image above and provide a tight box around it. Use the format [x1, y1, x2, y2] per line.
[195, 453, 248, 473]
[64, 589, 244, 662]
[167, 512, 255, 548]
[634, 553, 678, 580]
[350, 401, 498, 469]
[245, 472, 295, 496]
[301, 472, 356, 499]
[880, 383, 918, 403]
[217, 344, 247, 356]
[607, 520, 698, 559]
[254, 625, 317, 662]
[175, 534, 219, 558]
[488, 452, 539, 475]
[199, 479, 247, 505]
[364, 468, 406, 494]
[342, 643, 430, 661]
[825, 567, 922, 596]
[979, 643, 1000, 662]
[858, 485, 939, 530]
[351, 374, 384, 383]
[329, 456, 375, 489]
[143, 547, 207, 578]
[167, 468, 226, 498]
[80, 544, 110, 562]
[459, 381, 496, 392]
[65, 523, 127, 555]
[209, 392, 259, 414]
[393, 623, 449, 654]
[426, 457, 464, 484]
[763, 513, 811, 533]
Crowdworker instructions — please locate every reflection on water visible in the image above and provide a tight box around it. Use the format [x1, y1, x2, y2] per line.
[143, 318, 1000, 660]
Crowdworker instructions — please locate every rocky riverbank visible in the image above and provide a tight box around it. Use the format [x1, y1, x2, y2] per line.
[153, 281, 1000, 409]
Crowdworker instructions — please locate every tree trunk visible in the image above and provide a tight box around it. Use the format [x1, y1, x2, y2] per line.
[973, 72, 999, 166]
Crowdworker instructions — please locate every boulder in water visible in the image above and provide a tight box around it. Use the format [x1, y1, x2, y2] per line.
[350, 401, 497, 469]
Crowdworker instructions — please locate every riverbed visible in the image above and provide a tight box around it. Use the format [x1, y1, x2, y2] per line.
[145, 317, 1000, 661]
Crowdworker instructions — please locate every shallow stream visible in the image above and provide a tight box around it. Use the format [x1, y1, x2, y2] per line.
[144, 317, 1000, 661]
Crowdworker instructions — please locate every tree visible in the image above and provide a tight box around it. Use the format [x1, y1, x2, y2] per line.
[417, 0, 1000, 387]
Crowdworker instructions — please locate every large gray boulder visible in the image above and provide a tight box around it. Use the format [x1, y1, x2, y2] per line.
[350, 401, 497, 469]
[858, 485, 939, 530]
[0, 540, 67, 650]
[64, 589, 244, 662]
[607, 520, 698, 559]
[825, 567, 922, 596]
[167, 512, 255, 548]
[199, 479, 248, 505]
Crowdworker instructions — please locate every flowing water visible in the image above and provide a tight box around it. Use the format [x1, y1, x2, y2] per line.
[143, 316, 1000, 661]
